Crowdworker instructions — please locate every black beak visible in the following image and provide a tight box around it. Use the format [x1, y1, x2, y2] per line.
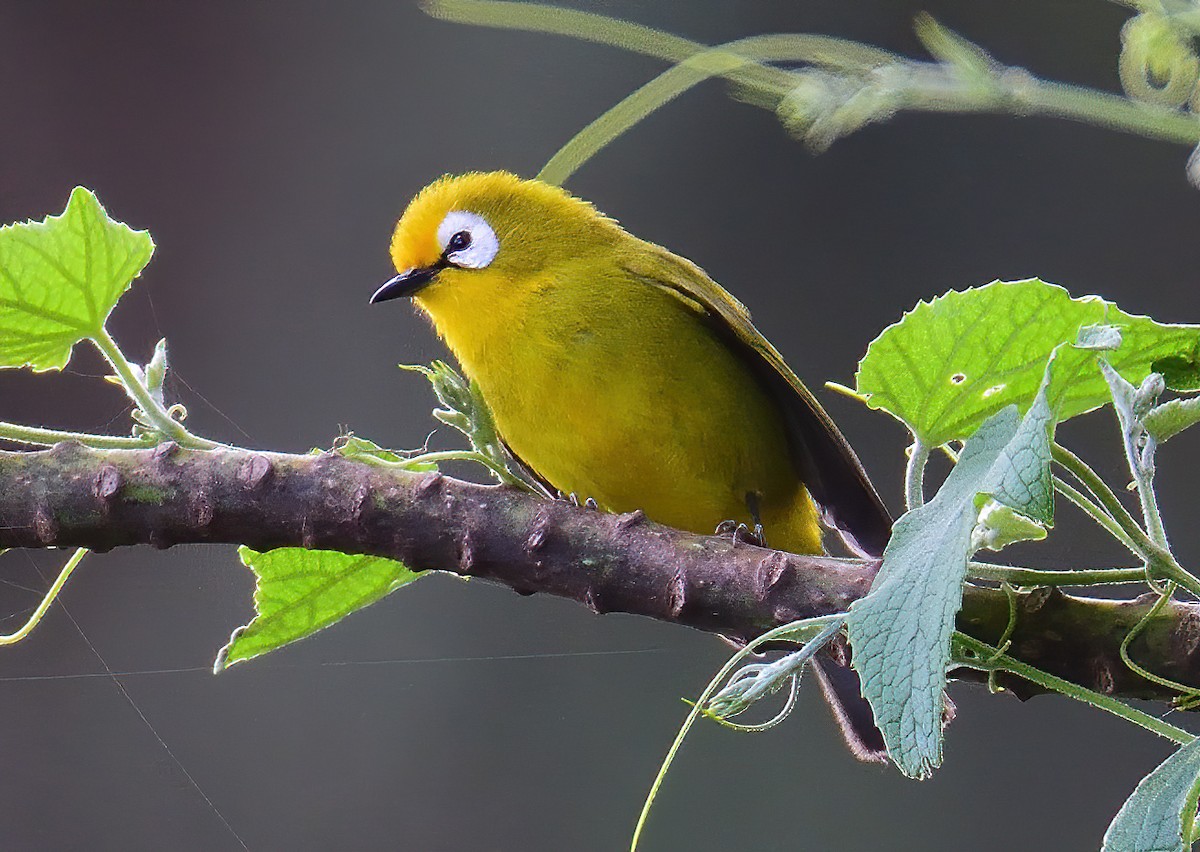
[370, 260, 446, 304]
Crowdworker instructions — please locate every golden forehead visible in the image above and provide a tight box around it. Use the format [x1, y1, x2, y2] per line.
[389, 172, 603, 270]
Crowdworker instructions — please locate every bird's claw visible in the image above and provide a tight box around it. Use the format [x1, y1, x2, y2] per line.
[715, 520, 765, 547]
[557, 491, 600, 511]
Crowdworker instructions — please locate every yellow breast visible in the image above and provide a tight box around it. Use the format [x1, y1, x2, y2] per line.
[415, 258, 822, 554]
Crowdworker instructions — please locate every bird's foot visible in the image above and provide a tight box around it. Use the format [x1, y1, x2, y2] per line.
[715, 520, 765, 547]
[557, 491, 599, 510]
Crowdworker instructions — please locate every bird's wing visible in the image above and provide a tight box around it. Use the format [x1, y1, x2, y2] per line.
[621, 242, 892, 557]
[497, 435, 559, 498]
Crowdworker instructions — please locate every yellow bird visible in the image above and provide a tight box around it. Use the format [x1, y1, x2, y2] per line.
[372, 171, 892, 758]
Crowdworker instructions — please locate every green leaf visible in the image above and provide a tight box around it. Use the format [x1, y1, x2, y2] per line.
[1145, 396, 1200, 444]
[333, 433, 438, 471]
[977, 351, 1062, 528]
[1152, 349, 1200, 389]
[335, 434, 407, 464]
[1076, 323, 1124, 351]
[971, 499, 1047, 551]
[849, 353, 1061, 778]
[855, 279, 1200, 446]
[848, 408, 1018, 778]
[0, 187, 154, 371]
[214, 547, 423, 671]
[1102, 738, 1200, 852]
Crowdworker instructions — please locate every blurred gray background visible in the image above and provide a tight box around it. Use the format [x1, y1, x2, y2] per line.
[1, 1, 1198, 849]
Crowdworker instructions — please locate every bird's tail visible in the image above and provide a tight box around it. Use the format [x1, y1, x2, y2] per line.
[812, 639, 956, 764]
[812, 650, 888, 763]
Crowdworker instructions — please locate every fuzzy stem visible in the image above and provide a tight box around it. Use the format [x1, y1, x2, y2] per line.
[630, 616, 844, 851]
[0, 421, 155, 450]
[1051, 443, 1200, 596]
[1052, 443, 1156, 554]
[954, 633, 1193, 745]
[904, 439, 930, 511]
[966, 562, 1146, 586]
[426, 0, 1200, 153]
[1053, 475, 1141, 557]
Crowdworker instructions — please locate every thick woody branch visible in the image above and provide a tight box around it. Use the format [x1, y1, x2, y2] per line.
[1, 442, 1198, 705]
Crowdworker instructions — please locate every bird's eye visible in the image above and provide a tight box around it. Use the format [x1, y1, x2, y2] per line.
[437, 210, 499, 270]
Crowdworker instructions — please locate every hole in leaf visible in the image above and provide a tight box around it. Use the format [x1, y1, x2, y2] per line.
[950, 373, 967, 385]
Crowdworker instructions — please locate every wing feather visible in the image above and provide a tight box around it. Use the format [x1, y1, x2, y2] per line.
[622, 243, 892, 557]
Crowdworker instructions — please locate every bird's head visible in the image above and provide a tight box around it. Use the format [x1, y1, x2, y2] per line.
[372, 172, 617, 330]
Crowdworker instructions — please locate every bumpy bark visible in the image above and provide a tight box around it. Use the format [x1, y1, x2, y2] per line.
[1, 442, 1198, 704]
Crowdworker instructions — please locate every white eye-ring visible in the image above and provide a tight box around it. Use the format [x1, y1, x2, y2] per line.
[437, 210, 499, 269]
